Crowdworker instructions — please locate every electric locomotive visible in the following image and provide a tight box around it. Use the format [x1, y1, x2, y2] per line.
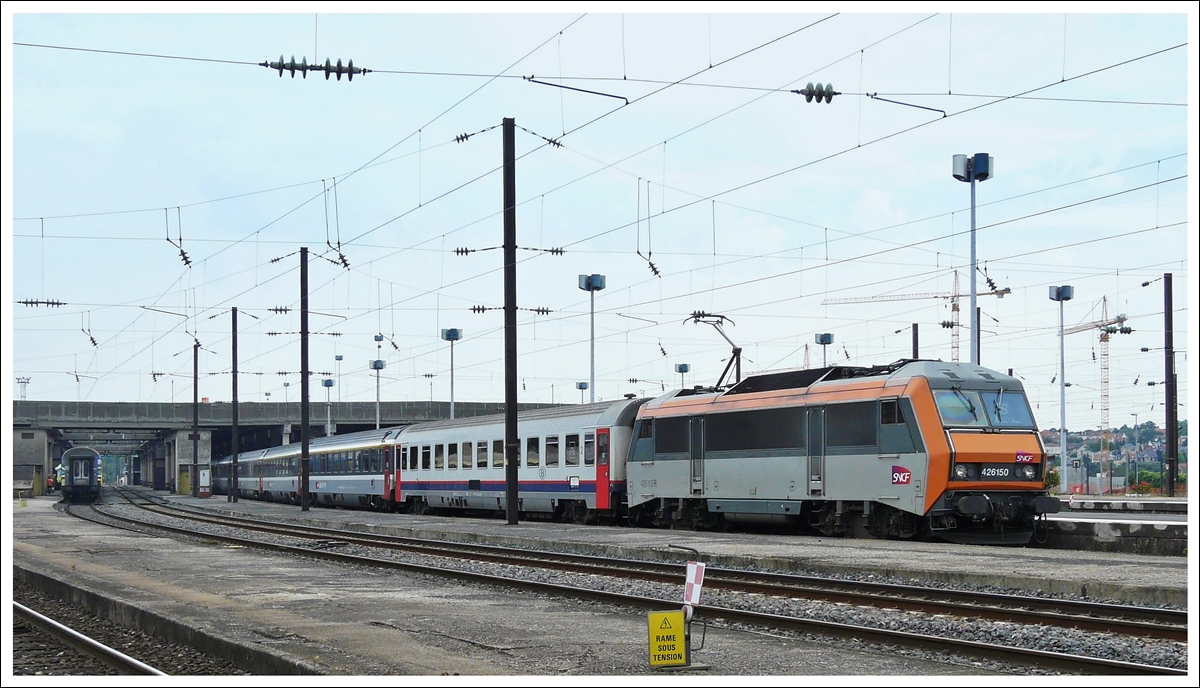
[626, 359, 1061, 544]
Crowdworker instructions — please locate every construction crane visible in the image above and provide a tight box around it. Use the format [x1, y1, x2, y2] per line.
[821, 270, 1011, 361]
[1063, 296, 1131, 494]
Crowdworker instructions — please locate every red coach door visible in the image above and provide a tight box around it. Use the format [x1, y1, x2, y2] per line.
[596, 429, 611, 510]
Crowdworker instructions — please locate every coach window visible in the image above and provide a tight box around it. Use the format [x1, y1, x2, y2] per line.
[461, 442, 472, 470]
[826, 401, 877, 451]
[477, 441, 489, 469]
[526, 437, 540, 467]
[492, 439, 504, 467]
[584, 433, 595, 466]
[448, 442, 458, 470]
[565, 434, 580, 467]
[421, 446, 432, 470]
[545, 435, 560, 467]
[434, 444, 445, 470]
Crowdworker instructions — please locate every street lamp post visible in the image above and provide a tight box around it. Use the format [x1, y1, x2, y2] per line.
[322, 378, 334, 437]
[441, 329, 462, 419]
[371, 334, 385, 430]
[578, 274, 606, 403]
[816, 333, 833, 367]
[1049, 285, 1074, 494]
[283, 381, 290, 441]
[674, 363, 689, 390]
[576, 381, 588, 404]
[952, 153, 995, 365]
[335, 354, 343, 403]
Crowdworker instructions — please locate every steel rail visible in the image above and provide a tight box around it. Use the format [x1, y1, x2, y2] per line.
[114, 487, 1187, 641]
[13, 602, 167, 676]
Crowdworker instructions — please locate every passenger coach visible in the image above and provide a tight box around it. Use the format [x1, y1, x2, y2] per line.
[389, 399, 642, 523]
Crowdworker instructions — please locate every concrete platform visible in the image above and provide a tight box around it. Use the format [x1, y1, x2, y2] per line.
[1059, 496, 1188, 514]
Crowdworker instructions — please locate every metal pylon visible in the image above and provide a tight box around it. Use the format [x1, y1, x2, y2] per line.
[950, 270, 960, 362]
[1100, 297, 1111, 490]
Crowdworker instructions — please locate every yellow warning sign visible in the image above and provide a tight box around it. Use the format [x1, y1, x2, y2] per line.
[647, 610, 687, 667]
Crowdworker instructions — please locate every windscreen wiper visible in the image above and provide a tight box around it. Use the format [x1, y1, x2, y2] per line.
[952, 386, 978, 420]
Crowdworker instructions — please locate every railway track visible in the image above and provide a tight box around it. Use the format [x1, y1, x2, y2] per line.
[13, 602, 166, 676]
[111, 487, 1188, 641]
[78, 487, 1186, 676]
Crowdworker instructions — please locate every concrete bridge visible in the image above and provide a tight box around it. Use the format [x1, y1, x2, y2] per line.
[13, 399, 560, 497]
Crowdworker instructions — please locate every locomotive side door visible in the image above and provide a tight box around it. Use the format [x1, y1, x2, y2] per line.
[807, 407, 825, 496]
[689, 417, 704, 494]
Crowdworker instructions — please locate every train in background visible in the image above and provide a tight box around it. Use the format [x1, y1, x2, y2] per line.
[213, 359, 1062, 545]
[60, 446, 103, 503]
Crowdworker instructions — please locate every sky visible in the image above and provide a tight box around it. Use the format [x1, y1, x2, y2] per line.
[3, 4, 1197, 442]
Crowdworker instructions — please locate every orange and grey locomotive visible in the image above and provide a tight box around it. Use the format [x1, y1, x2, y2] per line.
[626, 359, 1060, 544]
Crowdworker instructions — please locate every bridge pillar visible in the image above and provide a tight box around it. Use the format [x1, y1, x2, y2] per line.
[169, 429, 211, 496]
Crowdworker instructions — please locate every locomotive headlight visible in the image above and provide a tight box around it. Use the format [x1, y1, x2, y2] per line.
[1022, 465, 1036, 480]
[954, 464, 969, 480]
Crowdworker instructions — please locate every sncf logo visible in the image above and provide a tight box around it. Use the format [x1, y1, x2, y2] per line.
[891, 466, 912, 485]
[1015, 452, 1035, 463]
